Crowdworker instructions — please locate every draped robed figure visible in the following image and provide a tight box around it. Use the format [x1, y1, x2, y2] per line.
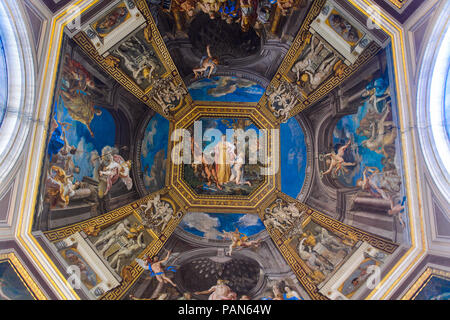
[214, 135, 236, 185]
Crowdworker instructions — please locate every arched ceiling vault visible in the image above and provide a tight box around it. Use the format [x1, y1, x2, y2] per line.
[1, 0, 446, 301]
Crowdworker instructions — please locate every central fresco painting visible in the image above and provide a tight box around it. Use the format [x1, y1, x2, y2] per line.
[25, 0, 433, 301]
[182, 117, 265, 196]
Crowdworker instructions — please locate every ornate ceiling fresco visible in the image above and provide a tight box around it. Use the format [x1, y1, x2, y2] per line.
[0, 0, 449, 301]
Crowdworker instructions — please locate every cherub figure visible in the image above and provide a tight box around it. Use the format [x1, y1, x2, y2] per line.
[45, 166, 81, 208]
[321, 139, 356, 177]
[222, 228, 262, 256]
[193, 45, 219, 79]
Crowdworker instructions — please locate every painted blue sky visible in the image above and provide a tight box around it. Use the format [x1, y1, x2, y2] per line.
[180, 212, 265, 240]
[188, 76, 265, 102]
[141, 113, 169, 191]
[0, 261, 34, 300]
[281, 118, 307, 199]
[333, 100, 386, 187]
[55, 98, 116, 182]
[415, 276, 450, 300]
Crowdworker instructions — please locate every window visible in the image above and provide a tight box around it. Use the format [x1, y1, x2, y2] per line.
[417, 6, 450, 200]
[0, 37, 7, 126]
[428, 24, 450, 174]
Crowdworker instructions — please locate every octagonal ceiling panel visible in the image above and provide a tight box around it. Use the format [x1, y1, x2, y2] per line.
[17, 0, 430, 301]
[167, 104, 278, 212]
[180, 117, 265, 196]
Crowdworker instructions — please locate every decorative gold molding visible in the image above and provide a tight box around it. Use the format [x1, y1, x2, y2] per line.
[43, 188, 187, 300]
[72, 0, 193, 120]
[167, 104, 278, 211]
[259, 193, 399, 300]
[388, 0, 408, 9]
[259, 0, 382, 122]
[349, 0, 426, 300]
[14, 0, 422, 301]
[402, 267, 450, 300]
[0, 253, 47, 300]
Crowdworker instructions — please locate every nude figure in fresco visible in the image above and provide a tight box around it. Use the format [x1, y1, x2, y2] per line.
[93, 219, 133, 257]
[292, 35, 322, 82]
[321, 139, 356, 177]
[222, 228, 262, 256]
[230, 153, 252, 186]
[388, 197, 406, 228]
[110, 231, 146, 273]
[195, 279, 237, 300]
[302, 55, 339, 90]
[136, 251, 177, 288]
[193, 45, 219, 79]
[355, 166, 406, 227]
[190, 138, 223, 190]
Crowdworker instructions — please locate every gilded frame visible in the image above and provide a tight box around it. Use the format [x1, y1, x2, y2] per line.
[0, 252, 47, 300]
[401, 267, 450, 300]
[167, 103, 280, 213]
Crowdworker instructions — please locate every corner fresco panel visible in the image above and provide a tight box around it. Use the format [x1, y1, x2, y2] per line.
[321, 47, 409, 242]
[35, 41, 135, 231]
